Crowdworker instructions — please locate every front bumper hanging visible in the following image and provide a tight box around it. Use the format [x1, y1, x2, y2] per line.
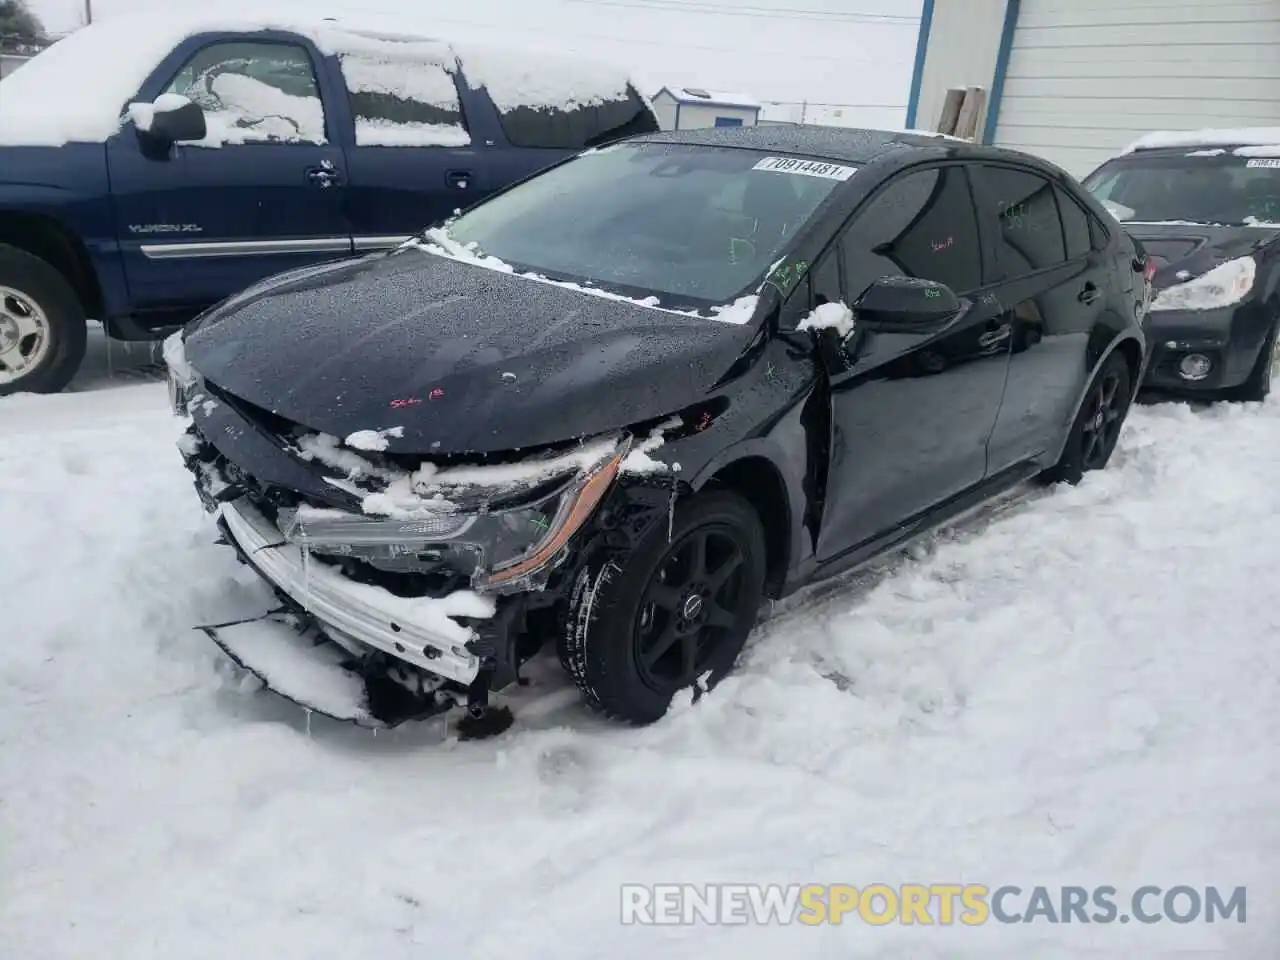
[219, 498, 484, 687]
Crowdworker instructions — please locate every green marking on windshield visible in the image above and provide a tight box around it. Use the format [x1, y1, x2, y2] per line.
[767, 259, 809, 292]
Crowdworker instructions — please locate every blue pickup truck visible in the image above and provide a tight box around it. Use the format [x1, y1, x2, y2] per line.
[0, 15, 658, 395]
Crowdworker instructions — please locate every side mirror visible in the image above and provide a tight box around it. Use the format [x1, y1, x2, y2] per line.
[855, 276, 962, 332]
[129, 94, 207, 144]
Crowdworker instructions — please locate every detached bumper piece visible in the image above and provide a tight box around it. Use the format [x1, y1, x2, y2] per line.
[201, 610, 458, 730]
[214, 497, 514, 739]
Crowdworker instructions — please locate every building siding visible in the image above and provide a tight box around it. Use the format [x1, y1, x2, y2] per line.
[912, 0, 1008, 134]
[993, 0, 1280, 176]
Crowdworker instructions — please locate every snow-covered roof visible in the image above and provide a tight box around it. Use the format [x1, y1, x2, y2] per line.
[654, 86, 761, 110]
[1121, 127, 1280, 155]
[0, 13, 638, 147]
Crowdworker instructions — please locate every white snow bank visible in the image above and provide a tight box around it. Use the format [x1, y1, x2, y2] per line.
[797, 300, 855, 337]
[5, 380, 1280, 958]
[1236, 145, 1280, 159]
[1123, 127, 1280, 155]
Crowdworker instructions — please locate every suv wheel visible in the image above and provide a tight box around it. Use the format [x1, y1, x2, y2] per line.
[560, 489, 767, 725]
[0, 244, 88, 396]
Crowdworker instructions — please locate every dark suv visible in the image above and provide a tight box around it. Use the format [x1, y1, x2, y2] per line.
[1083, 133, 1280, 400]
[164, 126, 1148, 737]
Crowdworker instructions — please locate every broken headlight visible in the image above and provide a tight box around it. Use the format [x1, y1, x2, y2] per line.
[276, 436, 630, 594]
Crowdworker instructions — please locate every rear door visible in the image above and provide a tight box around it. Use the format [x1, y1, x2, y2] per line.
[332, 44, 484, 254]
[106, 32, 352, 321]
[971, 163, 1116, 471]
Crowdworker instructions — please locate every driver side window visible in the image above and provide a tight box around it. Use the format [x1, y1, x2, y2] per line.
[163, 40, 327, 145]
[840, 165, 983, 300]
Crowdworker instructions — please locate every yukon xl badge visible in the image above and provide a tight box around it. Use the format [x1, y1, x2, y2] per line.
[128, 223, 204, 234]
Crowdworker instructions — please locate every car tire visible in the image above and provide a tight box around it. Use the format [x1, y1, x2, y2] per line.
[1040, 349, 1133, 486]
[559, 489, 767, 725]
[0, 244, 88, 397]
[1227, 319, 1280, 403]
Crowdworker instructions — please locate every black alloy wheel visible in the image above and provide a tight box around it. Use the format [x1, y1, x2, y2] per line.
[561, 490, 767, 724]
[1080, 365, 1127, 471]
[634, 524, 749, 693]
[1041, 350, 1133, 485]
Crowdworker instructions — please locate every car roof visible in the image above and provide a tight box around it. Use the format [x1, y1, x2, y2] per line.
[627, 125, 969, 166]
[1119, 127, 1280, 156]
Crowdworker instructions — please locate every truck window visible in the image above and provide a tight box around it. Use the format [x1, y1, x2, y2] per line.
[337, 52, 471, 147]
[481, 83, 657, 150]
[162, 40, 327, 144]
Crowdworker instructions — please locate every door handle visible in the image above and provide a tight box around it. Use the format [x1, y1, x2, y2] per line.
[445, 170, 473, 190]
[306, 166, 341, 188]
[978, 323, 1012, 349]
[1078, 283, 1101, 305]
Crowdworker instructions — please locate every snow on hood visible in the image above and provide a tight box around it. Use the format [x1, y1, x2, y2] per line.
[0, 12, 644, 147]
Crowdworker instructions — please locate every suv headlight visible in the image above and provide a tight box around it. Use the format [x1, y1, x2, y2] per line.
[1150, 255, 1257, 312]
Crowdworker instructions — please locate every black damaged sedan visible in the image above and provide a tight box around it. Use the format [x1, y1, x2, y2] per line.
[164, 126, 1148, 738]
[1083, 135, 1280, 400]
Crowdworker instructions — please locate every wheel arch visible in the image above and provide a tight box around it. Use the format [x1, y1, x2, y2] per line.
[0, 211, 104, 319]
[1049, 330, 1145, 467]
[688, 441, 807, 598]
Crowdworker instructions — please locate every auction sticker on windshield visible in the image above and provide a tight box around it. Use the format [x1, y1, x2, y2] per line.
[752, 157, 858, 180]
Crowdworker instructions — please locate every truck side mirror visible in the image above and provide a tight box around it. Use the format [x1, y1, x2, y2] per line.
[129, 94, 207, 145]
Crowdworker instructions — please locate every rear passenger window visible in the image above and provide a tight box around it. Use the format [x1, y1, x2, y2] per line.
[337, 51, 470, 147]
[977, 166, 1066, 273]
[1056, 186, 1092, 260]
[459, 55, 657, 149]
[841, 166, 984, 298]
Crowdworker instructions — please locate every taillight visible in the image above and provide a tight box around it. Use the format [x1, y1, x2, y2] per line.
[1144, 259, 1157, 283]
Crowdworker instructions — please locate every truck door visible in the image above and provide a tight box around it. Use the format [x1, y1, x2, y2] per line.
[332, 45, 483, 255]
[105, 32, 353, 327]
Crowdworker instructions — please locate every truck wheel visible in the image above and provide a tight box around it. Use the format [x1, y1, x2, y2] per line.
[0, 244, 88, 396]
[560, 489, 767, 725]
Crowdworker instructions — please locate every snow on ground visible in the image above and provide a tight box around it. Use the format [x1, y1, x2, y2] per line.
[2, 372, 1279, 958]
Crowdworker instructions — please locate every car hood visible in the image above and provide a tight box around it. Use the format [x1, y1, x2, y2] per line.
[1122, 221, 1279, 289]
[184, 246, 764, 455]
